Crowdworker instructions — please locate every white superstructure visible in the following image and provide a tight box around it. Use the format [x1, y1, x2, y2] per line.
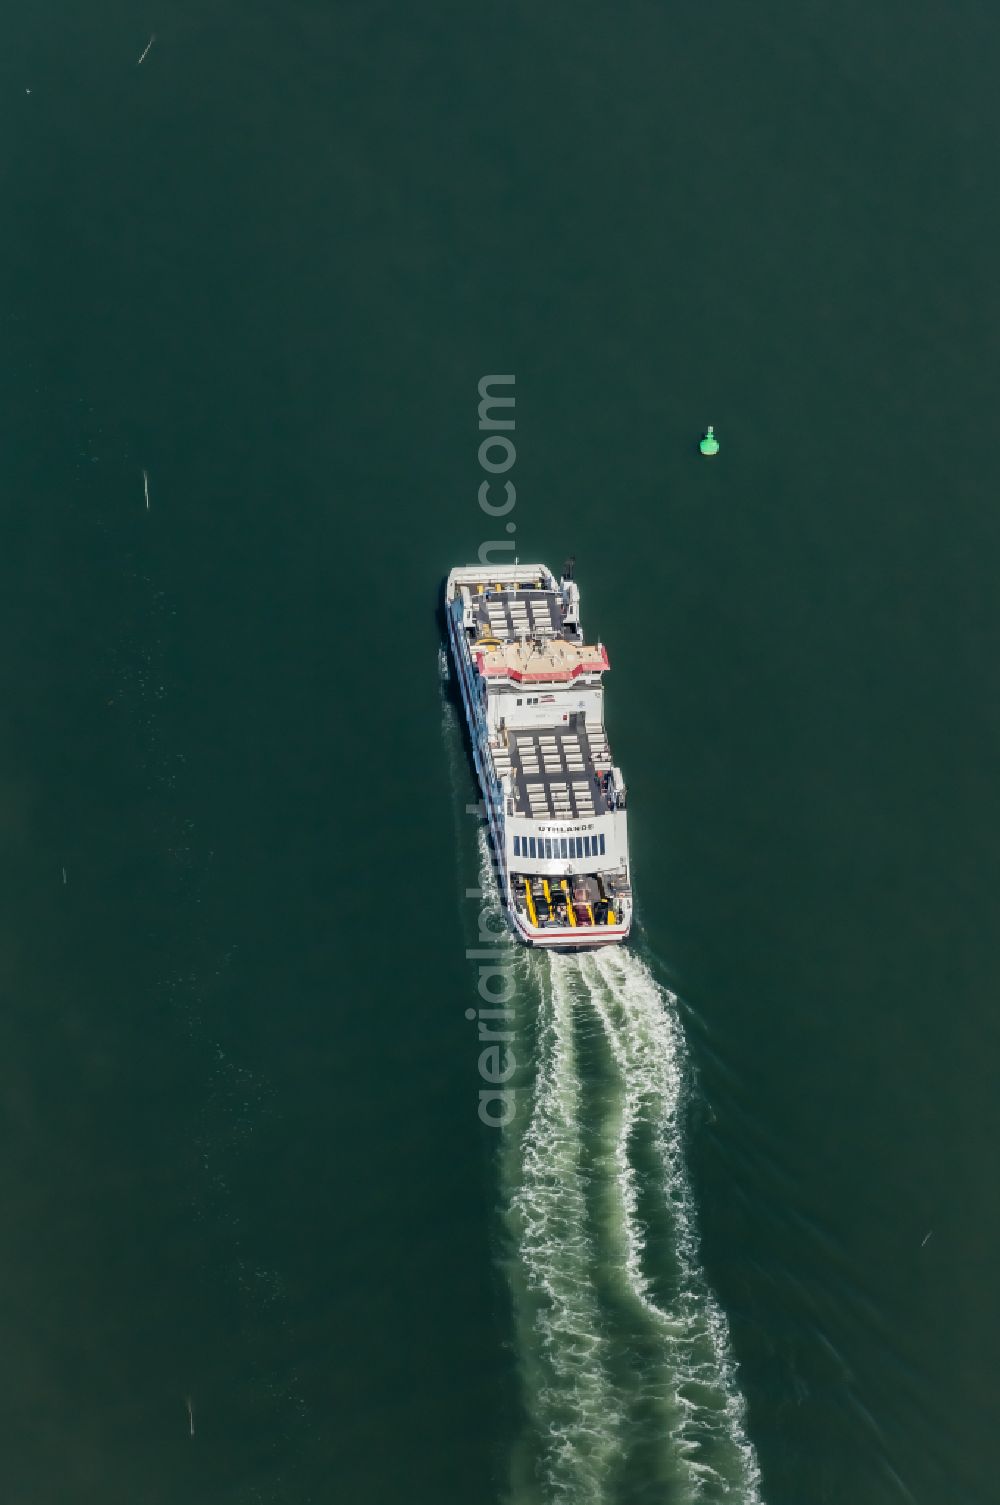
[445, 560, 632, 948]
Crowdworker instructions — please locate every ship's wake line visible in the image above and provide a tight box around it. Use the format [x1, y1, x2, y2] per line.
[578, 947, 762, 1501]
[507, 951, 624, 1504]
[480, 855, 761, 1503]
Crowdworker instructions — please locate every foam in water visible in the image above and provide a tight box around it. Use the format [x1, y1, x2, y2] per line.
[507, 952, 625, 1504]
[581, 947, 763, 1501]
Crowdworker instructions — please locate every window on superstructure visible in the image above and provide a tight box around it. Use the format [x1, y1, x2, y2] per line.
[544, 839, 552, 860]
[598, 834, 606, 856]
[583, 836, 591, 856]
[513, 835, 521, 857]
[559, 837, 568, 859]
[575, 837, 583, 859]
[529, 837, 537, 858]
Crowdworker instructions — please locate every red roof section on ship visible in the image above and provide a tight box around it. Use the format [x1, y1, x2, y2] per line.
[474, 644, 610, 681]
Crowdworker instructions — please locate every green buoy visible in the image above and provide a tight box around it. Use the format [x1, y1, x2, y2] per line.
[699, 424, 719, 457]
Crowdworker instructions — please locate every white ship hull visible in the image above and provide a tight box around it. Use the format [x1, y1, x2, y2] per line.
[445, 562, 632, 950]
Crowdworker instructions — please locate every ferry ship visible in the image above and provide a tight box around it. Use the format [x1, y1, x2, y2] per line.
[445, 560, 632, 948]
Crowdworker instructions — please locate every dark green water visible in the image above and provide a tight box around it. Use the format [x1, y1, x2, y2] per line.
[3, 2, 1000, 1501]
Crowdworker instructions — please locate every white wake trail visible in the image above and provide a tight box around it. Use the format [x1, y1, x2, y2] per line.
[459, 831, 622, 1503]
[581, 946, 763, 1503]
[505, 950, 623, 1504]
